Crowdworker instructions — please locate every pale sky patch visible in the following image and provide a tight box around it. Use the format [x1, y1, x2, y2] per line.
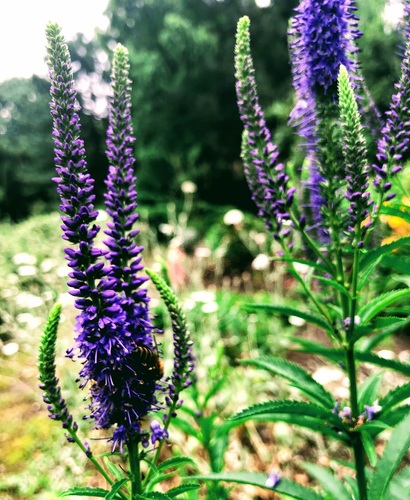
[0, 0, 109, 83]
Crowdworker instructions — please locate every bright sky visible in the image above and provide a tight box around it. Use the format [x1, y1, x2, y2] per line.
[0, 0, 109, 83]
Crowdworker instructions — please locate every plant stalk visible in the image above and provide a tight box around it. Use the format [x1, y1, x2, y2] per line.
[127, 438, 142, 498]
[345, 347, 368, 500]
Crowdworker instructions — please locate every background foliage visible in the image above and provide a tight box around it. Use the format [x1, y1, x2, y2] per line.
[0, 0, 403, 222]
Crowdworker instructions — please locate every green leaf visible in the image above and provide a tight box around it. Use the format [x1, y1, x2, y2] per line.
[344, 475, 359, 500]
[292, 338, 410, 375]
[378, 405, 410, 431]
[157, 456, 197, 472]
[103, 458, 125, 482]
[358, 371, 384, 411]
[277, 256, 328, 273]
[105, 479, 129, 500]
[191, 471, 324, 500]
[358, 258, 382, 291]
[136, 494, 172, 500]
[314, 275, 352, 298]
[359, 236, 410, 272]
[362, 431, 378, 467]
[368, 412, 410, 500]
[203, 377, 226, 407]
[356, 317, 410, 349]
[59, 487, 110, 497]
[358, 289, 410, 324]
[380, 204, 410, 223]
[300, 461, 351, 500]
[166, 483, 201, 498]
[382, 254, 410, 275]
[242, 304, 332, 332]
[379, 381, 410, 411]
[241, 412, 349, 442]
[355, 352, 410, 376]
[230, 400, 344, 430]
[240, 357, 334, 408]
[170, 417, 200, 440]
[387, 465, 410, 500]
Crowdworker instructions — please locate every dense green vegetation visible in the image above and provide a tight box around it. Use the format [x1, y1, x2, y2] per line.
[0, 0, 403, 221]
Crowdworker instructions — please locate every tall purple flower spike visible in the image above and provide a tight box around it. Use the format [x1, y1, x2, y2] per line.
[373, 4, 410, 204]
[235, 16, 295, 242]
[288, 0, 362, 235]
[46, 24, 160, 452]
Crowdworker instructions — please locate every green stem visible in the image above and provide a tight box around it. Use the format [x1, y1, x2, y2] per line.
[128, 438, 142, 498]
[345, 347, 368, 500]
[280, 239, 340, 340]
[68, 430, 129, 500]
[291, 215, 336, 275]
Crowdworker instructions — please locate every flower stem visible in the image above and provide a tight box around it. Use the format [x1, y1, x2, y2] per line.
[128, 439, 142, 498]
[345, 347, 368, 500]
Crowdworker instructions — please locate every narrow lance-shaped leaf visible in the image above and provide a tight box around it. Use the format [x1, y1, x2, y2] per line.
[300, 462, 352, 500]
[358, 288, 410, 324]
[379, 381, 410, 411]
[242, 303, 332, 332]
[240, 356, 334, 408]
[190, 471, 324, 500]
[368, 412, 410, 500]
[230, 400, 345, 431]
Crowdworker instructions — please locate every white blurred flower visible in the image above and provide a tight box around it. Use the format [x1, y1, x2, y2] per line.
[17, 313, 42, 329]
[312, 367, 344, 384]
[288, 315, 306, 327]
[201, 301, 219, 314]
[17, 265, 37, 276]
[190, 290, 216, 303]
[181, 180, 197, 194]
[253, 232, 267, 245]
[182, 298, 196, 311]
[194, 246, 211, 258]
[12, 252, 37, 266]
[56, 266, 69, 278]
[2, 342, 19, 356]
[252, 253, 270, 271]
[15, 292, 44, 308]
[159, 223, 174, 236]
[58, 292, 73, 306]
[40, 258, 58, 273]
[223, 209, 244, 226]
[7, 273, 19, 284]
[293, 262, 310, 275]
[1, 286, 17, 298]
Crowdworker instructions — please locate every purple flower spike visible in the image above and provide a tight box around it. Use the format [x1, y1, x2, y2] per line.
[46, 25, 161, 452]
[104, 44, 153, 342]
[373, 23, 410, 202]
[235, 17, 294, 241]
[288, 0, 362, 240]
[289, 0, 361, 100]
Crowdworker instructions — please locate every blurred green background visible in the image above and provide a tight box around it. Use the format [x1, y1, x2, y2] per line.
[0, 0, 403, 223]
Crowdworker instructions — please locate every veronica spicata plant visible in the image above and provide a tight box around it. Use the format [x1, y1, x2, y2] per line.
[39, 24, 196, 499]
[197, 3, 410, 500]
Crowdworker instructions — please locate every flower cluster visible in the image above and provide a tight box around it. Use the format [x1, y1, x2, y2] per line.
[235, 16, 295, 241]
[146, 270, 195, 432]
[46, 24, 162, 451]
[373, 34, 410, 203]
[235, 0, 410, 249]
